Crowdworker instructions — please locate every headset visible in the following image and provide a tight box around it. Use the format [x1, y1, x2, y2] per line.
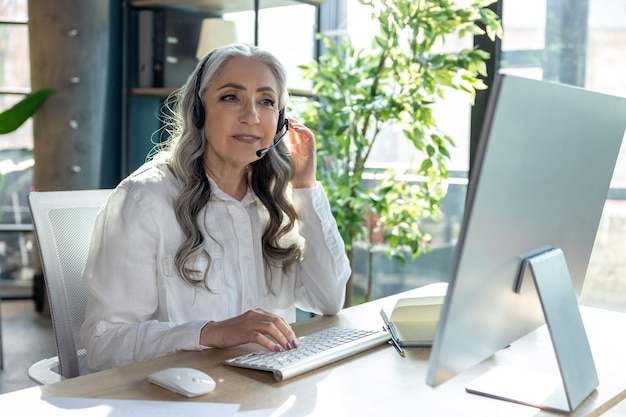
[192, 54, 289, 157]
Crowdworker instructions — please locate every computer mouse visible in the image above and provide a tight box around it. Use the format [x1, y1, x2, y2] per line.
[147, 367, 216, 397]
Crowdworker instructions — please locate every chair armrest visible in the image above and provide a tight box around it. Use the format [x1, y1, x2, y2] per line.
[28, 356, 64, 385]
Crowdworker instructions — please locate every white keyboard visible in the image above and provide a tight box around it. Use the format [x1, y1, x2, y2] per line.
[223, 327, 391, 381]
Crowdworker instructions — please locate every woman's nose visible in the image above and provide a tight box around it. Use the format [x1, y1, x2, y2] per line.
[240, 102, 260, 124]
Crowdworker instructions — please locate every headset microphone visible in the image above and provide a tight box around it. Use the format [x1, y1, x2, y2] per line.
[256, 115, 289, 157]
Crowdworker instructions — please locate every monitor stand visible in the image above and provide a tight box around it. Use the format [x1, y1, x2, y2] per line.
[465, 248, 599, 413]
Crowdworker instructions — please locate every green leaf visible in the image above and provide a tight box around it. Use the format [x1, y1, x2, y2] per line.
[0, 89, 56, 134]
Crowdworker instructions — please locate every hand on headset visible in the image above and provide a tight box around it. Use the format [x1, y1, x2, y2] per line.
[287, 118, 317, 189]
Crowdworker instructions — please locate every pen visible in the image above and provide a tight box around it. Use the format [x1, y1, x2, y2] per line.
[379, 309, 406, 358]
[388, 335, 406, 357]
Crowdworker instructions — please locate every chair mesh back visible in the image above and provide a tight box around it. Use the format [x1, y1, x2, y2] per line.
[28, 190, 112, 379]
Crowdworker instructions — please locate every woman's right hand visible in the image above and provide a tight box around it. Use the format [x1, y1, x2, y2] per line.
[200, 309, 299, 352]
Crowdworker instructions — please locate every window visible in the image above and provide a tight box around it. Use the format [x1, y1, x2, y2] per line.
[318, 0, 626, 309]
[345, 2, 473, 174]
[322, 0, 479, 300]
[224, 1, 318, 93]
[0, 0, 30, 149]
[0, 0, 35, 298]
[500, 0, 626, 313]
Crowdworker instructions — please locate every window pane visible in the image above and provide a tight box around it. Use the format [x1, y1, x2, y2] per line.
[346, 2, 473, 172]
[587, 1, 626, 96]
[222, 10, 255, 46]
[0, 23, 30, 89]
[0, 0, 27, 21]
[257, 2, 316, 93]
[0, 0, 33, 294]
[501, 0, 546, 51]
[501, 0, 626, 312]
[327, 0, 476, 299]
[585, 0, 626, 312]
[224, 2, 317, 93]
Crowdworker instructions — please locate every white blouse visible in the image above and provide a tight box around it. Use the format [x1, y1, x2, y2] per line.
[79, 160, 350, 371]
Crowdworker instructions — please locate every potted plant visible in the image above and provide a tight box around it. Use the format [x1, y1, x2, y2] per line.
[295, 0, 502, 306]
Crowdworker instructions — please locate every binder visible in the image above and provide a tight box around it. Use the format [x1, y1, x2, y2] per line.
[137, 8, 213, 88]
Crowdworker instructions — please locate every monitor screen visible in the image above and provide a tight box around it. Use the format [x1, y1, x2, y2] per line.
[426, 74, 626, 410]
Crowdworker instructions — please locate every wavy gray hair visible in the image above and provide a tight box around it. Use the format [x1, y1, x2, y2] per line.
[155, 44, 301, 290]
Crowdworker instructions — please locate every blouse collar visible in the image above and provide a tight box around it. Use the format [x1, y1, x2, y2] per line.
[206, 174, 257, 206]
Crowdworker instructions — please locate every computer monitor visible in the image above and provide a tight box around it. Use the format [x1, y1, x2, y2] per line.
[426, 74, 626, 412]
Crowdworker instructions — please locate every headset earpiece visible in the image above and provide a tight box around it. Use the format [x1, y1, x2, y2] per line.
[276, 108, 288, 134]
[192, 68, 206, 129]
[193, 53, 214, 129]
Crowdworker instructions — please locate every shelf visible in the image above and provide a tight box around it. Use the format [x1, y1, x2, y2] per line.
[0, 87, 31, 95]
[131, 87, 180, 97]
[288, 88, 315, 98]
[129, 0, 324, 14]
[0, 17, 28, 24]
[131, 87, 315, 98]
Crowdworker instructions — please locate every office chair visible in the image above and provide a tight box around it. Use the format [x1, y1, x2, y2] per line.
[27, 189, 111, 384]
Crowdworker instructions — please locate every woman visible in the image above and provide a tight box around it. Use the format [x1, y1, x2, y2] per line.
[79, 44, 350, 371]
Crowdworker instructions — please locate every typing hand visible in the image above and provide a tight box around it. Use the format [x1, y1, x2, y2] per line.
[200, 308, 299, 352]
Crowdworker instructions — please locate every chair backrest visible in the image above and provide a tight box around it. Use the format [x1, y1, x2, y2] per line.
[28, 189, 111, 379]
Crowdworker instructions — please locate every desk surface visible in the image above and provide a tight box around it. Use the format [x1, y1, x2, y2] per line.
[11, 289, 626, 416]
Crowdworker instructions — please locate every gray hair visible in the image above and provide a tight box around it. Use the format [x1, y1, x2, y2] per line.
[154, 44, 300, 289]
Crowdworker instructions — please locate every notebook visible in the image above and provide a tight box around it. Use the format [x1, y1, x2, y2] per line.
[388, 282, 447, 347]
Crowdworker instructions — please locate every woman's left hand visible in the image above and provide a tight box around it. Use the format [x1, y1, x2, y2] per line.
[287, 118, 317, 188]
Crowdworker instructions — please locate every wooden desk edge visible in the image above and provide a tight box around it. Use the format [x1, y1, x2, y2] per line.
[24, 290, 626, 417]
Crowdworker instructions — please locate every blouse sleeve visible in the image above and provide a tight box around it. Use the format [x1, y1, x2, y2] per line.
[79, 186, 206, 372]
[291, 183, 351, 315]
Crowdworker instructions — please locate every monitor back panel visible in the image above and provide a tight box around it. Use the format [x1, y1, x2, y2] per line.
[427, 75, 626, 385]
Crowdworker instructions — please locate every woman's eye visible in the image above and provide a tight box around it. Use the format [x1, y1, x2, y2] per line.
[221, 94, 238, 102]
[261, 98, 276, 107]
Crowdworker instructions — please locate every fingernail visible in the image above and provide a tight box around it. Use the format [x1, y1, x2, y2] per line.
[274, 345, 283, 352]
[292, 339, 299, 348]
[286, 342, 293, 350]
